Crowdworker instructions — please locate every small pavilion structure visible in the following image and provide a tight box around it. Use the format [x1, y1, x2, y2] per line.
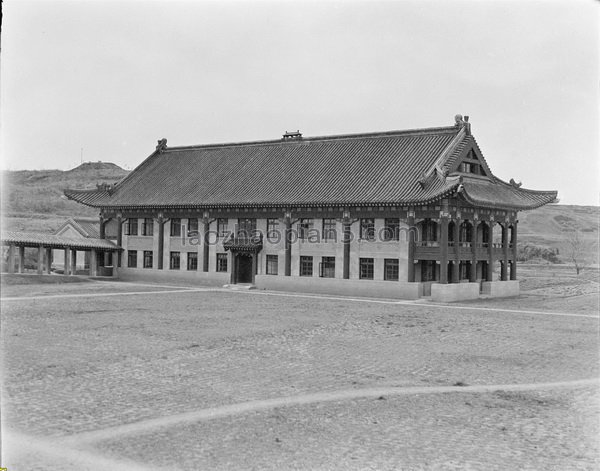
[1, 231, 121, 276]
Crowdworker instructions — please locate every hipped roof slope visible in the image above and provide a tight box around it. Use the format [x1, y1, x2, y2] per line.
[65, 121, 557, 211]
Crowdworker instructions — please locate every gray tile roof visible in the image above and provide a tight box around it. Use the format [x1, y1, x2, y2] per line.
[64, 124, 557, 211]
[1, 231, 120, 250]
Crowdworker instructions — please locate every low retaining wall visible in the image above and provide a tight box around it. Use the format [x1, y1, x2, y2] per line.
[481, 280, 520, 297]
[431, 282, 480, 302]
[117, 268, 230, 287]
[254, 275, 423, 300]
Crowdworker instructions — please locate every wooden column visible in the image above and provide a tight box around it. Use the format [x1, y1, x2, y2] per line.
[251, 253, 257, 283]
[407, 211, 415, 282]
[158, 217, 165, 270]
[90, 250, 98, 276]
[37, 245, 44, 275]
[439, 204, 449, 284]
[230, 253, 236, 284]
[501, 223, 509, 281]
[452, 217, 460, 283]
[18, 246, 25, 273]
[71, 249, 77, 276]
[202, 217, 210, 272]
[99, 215, 106, 239]
[342, 220, 351, 279]
[284, 215, 292, 276]
[45, 247, 52, 274]
[510, 222, 518, 280]
[116, 216, 123, 267]
[7, 245, 15, 273]
[64, 248, 71, 275]
[470, 221, 478, 282]
[487, 221, 494, 281]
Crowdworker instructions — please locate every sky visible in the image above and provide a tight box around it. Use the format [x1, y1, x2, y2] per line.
[1, 0, 598, 206]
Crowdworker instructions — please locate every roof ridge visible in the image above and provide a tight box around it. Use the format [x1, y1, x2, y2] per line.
[164, 126, 460, 152]
[421, 128, 467, 182]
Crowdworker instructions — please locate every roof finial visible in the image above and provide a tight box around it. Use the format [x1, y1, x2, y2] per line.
[454, 114, 471, 135]
[156, 138, 168, 153]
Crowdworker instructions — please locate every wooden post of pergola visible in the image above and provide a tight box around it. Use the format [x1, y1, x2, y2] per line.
[510, 222, 518, 280]
[70, 249, 77, 276]
[64, 248, 71, 275]
[45, 247, 52, 274]
[90, 249, 98, 276]
[7, 245, 15, 273]
[18, 246, 25, 273]
[37, 245, 44, 275]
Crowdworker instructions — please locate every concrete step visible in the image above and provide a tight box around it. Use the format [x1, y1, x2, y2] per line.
[222, 283, 256, 290]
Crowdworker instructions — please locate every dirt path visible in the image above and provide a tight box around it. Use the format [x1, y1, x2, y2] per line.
[56, 378, 598, 446]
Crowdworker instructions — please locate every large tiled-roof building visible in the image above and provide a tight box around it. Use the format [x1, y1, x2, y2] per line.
[65, 115, 557, 300]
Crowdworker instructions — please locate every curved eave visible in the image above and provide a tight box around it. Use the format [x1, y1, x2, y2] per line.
[64, 189, 112, 207]
[64, 183, 461, 212]
[460, 178, 557, 210]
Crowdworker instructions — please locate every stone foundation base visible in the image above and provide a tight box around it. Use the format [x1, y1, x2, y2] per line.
[117, 268, 230, 287]
[254, 275, 423, 300]
[431, 282, 480, 302]
[481, 280, 520, 297]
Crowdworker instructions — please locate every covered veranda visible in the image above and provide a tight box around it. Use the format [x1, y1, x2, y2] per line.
[1, 231, 121, 277]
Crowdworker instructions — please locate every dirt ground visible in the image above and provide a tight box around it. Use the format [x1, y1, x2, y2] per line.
[1, 267, 598, 470]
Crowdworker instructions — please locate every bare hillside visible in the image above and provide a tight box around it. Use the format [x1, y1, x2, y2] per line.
[2, 162, 129, 219]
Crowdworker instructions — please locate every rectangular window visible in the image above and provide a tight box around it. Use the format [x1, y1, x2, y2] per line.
[127, 250, 137, 268]
[217, 218, 228, 238]
[360, 218, 375, 241]
[187, 252, 198, 271]
[299, 256, 313, 276]
[188, 218, 199, 235]
[320, 256, 335, 278]
[298, 218, 313, 240]
[384, 258, 399, 281]
[216, 253, 228, 272]
[322, 218, 337, 241]
[359, 258, 374, 279]
[423, 219, 438, 242]
[238, 218, 257, 238]
[141, 218, 154, 236]
[169, 251, 180, 270]
[170, 218, 181, 237]
[126, 218, 138, 236]
[266, 254, 278, 275]
[267, 218, 279, 241]
[460, 222, 473, 243]
[143, 251, 153, 269]
[384, 218, 400, 241]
